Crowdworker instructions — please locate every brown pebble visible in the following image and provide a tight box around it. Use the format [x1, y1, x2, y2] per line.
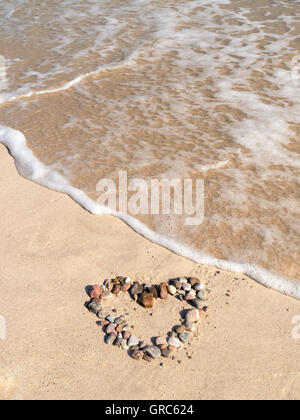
[139, 292, 154, 309]
[149, 286, 158, 299]
[116, 325, 123, 333]
[159, 282, 168, 299]
[143, 353, 153, 363]
[130, 282, 144, 296]
[112, 283, 121, 294]
[169, 345, 176, 352]
[100, 320, 109, 327]
[123, 330, 132, 340]
[175, 325, 186, 334]
[131, 350, 144, 360]
[189, 277, 201, 286]
[159, 344, 168, 350]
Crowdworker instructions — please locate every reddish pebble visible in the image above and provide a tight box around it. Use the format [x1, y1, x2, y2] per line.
[116, 325, 123, 333]
[159, 282, 168, 299]
[100, 320, 109, 327]
[89, 285, 102, 299]
[189, 277, 201, 286]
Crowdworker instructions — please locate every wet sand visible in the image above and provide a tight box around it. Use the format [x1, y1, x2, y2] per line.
[0, 145, 299, 400]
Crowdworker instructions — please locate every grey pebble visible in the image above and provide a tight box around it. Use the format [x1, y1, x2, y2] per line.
[106, 315, 115, 323]
[106, 333, 116, 345]
[144, 345, 161, 359]
[179, 333, 189, 344]
[128, 335, 140, 347]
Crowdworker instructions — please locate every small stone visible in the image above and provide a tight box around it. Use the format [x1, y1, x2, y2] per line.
[114, 316, 125, 324]
[185, 308, 200, 323]
[88, 300, 102, 314]
[168, 345, 176, 352]
[167, 285, 177, 295]
[114, 338, 123, 347]
[189, 277, 201, 286]
[106, 323, 116, 334]
[143, 353, 153, 362]
[106, 315, 115, 323]
[130, 282, 144, 296]
[122, 283, 131, 292]
[100, 320, 109, 327]
[185, 322, 196, 332]
[89, 285, 102, 299]
[159, 282, 168, 299]
[97, 310, 107, 320]
[124, 277, 131, 284]
[182, 283, 191, 292]
[123, 331, 132, 340]
[159, 344, 168, 350]
[156, 336, 168, 346]
[179, 277, 188, 284]
[197, 290, 207, 300]
[175, 325, 186, 334]
[149, 286, 158, 299]
[121, 339, 129, 351]
[161, 348, 172, 358]
[168, 336, 181, 349]
[144, 345, 161, 359]
[128, 335, 139, 347]
[112, 283, 121, 294]
[179, 332, 189, 344]
[130, 345, 140, 352]
[131, 350, 144, 360]
[194, 282, 205, 291]
[185, 290, 196, 301]
[116, 325, 123, 333]
[139, 292, 154, 309]
[102, 291, 113, 300]
[106, 333, 117, 345]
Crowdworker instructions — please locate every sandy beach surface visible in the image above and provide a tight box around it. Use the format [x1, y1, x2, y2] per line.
[0, 144, 299, 400]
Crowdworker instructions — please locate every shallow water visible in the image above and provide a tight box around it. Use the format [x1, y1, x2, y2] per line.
[0, 0, 299, 297]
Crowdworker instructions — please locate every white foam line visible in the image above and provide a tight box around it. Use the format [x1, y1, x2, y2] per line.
[0, 52, 139, 105]
[0, 124, 299, 300]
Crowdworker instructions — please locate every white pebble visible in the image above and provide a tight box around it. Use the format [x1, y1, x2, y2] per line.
[167, 285, 177, 295]
[194, 282, 205, 291]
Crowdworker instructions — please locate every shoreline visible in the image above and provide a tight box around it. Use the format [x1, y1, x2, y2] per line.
[0, 124, 299, 300]
[0, 144, 299, 400]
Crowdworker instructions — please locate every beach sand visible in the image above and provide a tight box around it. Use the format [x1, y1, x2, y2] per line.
[0, 144, 299, 400]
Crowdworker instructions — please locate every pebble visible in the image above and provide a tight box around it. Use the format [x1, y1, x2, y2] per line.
[156, 336, 168, 346]
[179, 332, 189, 344]
[106, 323, 116, 334]
[124, 277, 131, 284]
[167, 285, 177, 295]
[185, 308, 200, 323]
[88, 300, 102, 315]
[116, 325, 123, 333]
[112, 283, 121, 294]
[102, 291, 113, 300]
[139, 292, 154, 309]
[106, 315, 115, 323]
[179, 277, 188, 284]
[175, 325, 186, 334]
[131, 350, 144, 360]
[130, 282, 144, 296]
[159, 282, 168, 299]
[148, 286, 158, 299]
[122, 283, 131, 292]
[161, 348, 172, 358]
[197, 290, 207, 300]
[139, 341, 147, 349]
[114, 316, 125, 324]
[123, 330, 132, 340]
[106, 333, 117, 345]
[100, 320, 109, 327]
[185, 322, 196, 332]
[121, 339, 129, 351]
[114, 338, 123, 347]
[128, 335, 140, 347]
[182, 283, 191, 292]
[144, 345, 161, 360]
[97, 310, 106, 320]
[159, 344, 168, 350]
[194, 282, 205, 291]
[143, 353, 153, 363]
[189, 277, 201, 286]
[89, 285, 102, 299]
[185, 290, 196, 301]
[167, 336, 181, 349]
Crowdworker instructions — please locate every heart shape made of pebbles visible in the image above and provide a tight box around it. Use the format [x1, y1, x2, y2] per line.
[86, 276, 208, 362]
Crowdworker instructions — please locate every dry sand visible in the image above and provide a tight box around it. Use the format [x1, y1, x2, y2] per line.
[0, 144, 299, 400]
